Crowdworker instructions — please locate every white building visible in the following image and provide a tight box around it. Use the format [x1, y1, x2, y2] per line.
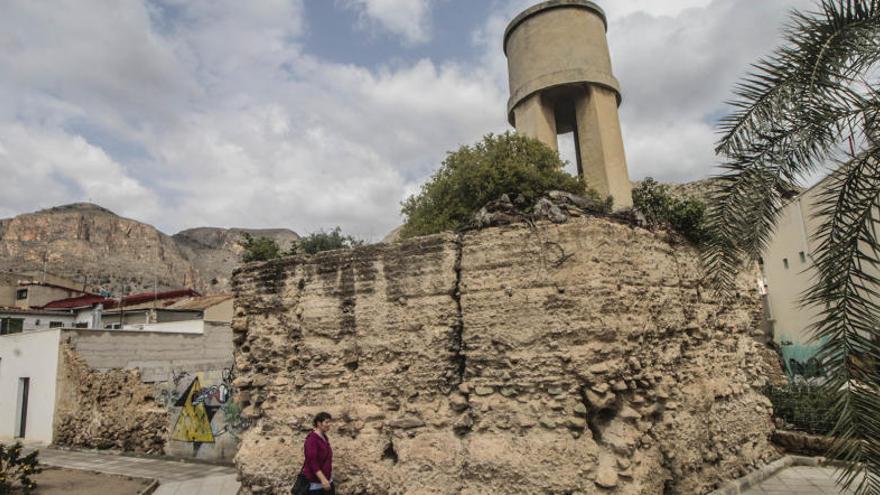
[0, 329, 64, 443]
[0, 324, 234, 452]
[0, 308, 77, 335]
[760, 174, 879, 379]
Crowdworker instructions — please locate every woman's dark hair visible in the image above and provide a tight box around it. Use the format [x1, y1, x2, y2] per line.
[313, 412, 332, 426]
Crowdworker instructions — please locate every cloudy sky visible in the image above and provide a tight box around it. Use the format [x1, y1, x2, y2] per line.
[0, 0, 816, 239]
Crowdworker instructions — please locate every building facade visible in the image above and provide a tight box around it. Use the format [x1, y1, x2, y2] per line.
[0, 308, 76, 335]
[761, 176, 846, 378]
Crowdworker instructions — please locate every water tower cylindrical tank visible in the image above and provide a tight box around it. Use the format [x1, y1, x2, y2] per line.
[504, 0, 632, 209]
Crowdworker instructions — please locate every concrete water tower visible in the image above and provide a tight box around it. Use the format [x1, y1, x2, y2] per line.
[504, 0, 632, 209]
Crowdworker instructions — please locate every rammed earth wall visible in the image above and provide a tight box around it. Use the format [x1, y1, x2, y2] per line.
[231, 217, 782, 494]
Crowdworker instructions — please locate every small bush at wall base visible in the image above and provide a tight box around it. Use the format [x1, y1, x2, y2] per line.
[766, 383, 837, 436]
[0, 442, 42, 493]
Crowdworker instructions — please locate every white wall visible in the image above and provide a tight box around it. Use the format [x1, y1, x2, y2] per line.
[0, 312, 75, 332]
[123, 320, 205, 334]
[0, 329, 61, 443]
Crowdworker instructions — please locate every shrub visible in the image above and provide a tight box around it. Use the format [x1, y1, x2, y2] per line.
[0, 442, 41, 493]
[632, 178, 708, 244]
[766, 383, 837, 436]
[400, 132, 587, 238]
[299, 227, 363, 255]
[238, 233, 282, 263]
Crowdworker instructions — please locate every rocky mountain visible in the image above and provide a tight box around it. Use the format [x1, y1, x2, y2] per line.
[0, 203, 298, 294]
[173, 227, 299, 290]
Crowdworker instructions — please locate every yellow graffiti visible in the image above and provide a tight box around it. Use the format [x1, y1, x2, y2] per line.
[171, 377, 216, 443]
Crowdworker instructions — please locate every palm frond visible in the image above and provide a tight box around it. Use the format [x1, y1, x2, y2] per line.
[717, 0, 880, 157]
[703, 2, 880, 493]
[805, 147, 880, 493]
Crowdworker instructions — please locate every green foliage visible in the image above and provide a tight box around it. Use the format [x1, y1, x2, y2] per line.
[400, 132, 587, 238]
[632, 178, 708, 244]
[0, 442, 41, 493]
[298, 227, 363, 255]
[702, 1, 880, 492]
[238, 233, 282, 263]
[767, 383, 837, 436]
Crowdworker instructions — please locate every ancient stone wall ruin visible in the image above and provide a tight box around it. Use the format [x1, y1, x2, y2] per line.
[52, 327, 242, 461]
[231, 217, 782, 494]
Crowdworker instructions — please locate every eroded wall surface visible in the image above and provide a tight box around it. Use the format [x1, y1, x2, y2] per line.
[231, 218, 781, 494]
[53, 326, 242, 461]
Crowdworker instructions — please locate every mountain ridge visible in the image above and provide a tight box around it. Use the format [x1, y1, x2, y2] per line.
[0, 202, 299, 294]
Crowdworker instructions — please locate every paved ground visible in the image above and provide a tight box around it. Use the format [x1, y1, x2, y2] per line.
[32, 466, 155, 495]
[742, 465, 860, 495]
[33, 447, 240, 495]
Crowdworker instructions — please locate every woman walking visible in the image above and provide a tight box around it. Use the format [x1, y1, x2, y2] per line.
[302, 412, 334, 494]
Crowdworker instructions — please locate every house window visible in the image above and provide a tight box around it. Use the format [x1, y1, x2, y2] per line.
[799, 252, 806, 263]
[15, 289, 27, 300]
[74, 322, 88, 329]
[0, 318, 24, 335]
[49, 321, 64, 328]
[783, 258, 789, 269]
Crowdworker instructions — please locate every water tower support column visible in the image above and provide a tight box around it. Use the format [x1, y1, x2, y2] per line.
[574, 85, 632, 208]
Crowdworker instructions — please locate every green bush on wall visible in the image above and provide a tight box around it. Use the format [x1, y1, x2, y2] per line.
[400, 132, 590, 239]
[632, 178, 708, 245]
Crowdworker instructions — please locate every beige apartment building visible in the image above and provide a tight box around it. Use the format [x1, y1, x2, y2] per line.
[761, 175, 856, 379]
[0, 271, 92, 309]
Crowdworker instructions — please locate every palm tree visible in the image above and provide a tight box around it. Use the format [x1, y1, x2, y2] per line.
[702, 1, 880, 493]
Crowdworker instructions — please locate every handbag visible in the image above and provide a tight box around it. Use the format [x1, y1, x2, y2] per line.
[291, 472, 310, 495]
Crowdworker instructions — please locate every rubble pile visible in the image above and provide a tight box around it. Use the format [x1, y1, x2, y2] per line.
[231, 216, 781, 494]
[472, 190, 615, 229]
[53, 343, 168, 454]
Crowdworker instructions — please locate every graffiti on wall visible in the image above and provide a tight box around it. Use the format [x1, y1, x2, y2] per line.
[171, 377, 220, 443]
[164, 367, 249, 448]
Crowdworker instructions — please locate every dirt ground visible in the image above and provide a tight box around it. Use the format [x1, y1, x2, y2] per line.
[24, 467, 154, 494]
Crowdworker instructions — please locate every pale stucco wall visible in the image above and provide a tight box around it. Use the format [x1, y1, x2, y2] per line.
[0, 329, 62, 443]
[16, 285, 82, 309]
[204, 298, 234, 323]
[760, 176, 871, 378]
[0, 284, 16, 307]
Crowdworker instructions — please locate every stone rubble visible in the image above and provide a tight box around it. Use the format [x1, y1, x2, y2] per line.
[53, 343, 168, 454]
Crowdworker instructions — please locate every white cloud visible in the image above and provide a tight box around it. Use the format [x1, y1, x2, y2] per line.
[0, 0, 824, 241]
[0, 124, 161, 221]
[341, 0, 432, 44]
[606, 0, 816, 183]
[599, 0, 714, 19]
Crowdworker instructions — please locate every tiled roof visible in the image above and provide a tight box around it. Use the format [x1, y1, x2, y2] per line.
[41, 294, 111, 309]
[40, 288, 201, 310]
[168, 294, 232, 311]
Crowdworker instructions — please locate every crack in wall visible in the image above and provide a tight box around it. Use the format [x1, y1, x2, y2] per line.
[451, 233, 466, 386]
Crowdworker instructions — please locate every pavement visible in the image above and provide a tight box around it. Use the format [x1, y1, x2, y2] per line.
[742, 465, 861, 495]
[31, 446, 240, 495]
